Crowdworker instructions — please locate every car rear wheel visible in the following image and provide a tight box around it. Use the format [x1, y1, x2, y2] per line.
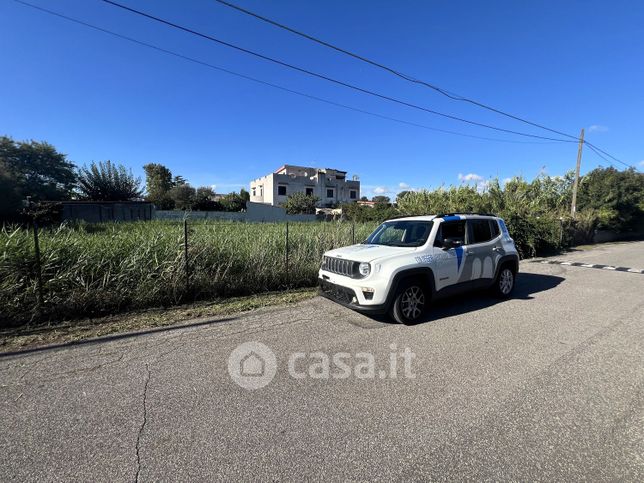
[494, 266, 515, 298]
[390, 282, 427, 324]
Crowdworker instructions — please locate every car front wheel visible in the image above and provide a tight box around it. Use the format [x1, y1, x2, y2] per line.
[390, 283, 427, 324]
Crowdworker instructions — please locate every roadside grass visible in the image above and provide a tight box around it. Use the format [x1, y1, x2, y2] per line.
[0, 287, 317, 353]
[1, 220, 377, 325]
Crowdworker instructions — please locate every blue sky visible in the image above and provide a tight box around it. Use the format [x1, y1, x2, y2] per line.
[1, 0, 643, 198]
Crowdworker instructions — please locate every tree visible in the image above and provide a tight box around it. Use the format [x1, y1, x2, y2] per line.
[192, 186, 221, 211]
[341, 201, 397, 223]
[143, 163, 174, 208]
[371, 202, 398, 221]
[0, 160, 23, 220]
[239, 188, 250, 202]
[372, 195, 391, 204]
[76, 160, 143, 201]
[173, 175, 187, 186]
[283, 192, 319, 215]
[168, 184, 196, 210]
[577, 167, 644, 231]
[360, 196, 369, 201]
[195, 186, 215, 199]
[220, 192, 246, 212]
[396, 191, 411, 203]
[0, 136, 76, 206]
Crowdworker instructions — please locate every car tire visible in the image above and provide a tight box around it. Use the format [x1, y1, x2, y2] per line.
[390, 281, 428, 324]
[494, 265, 515, 298]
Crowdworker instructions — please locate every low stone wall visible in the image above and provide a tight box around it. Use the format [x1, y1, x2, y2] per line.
[593, 229, 644, 243]
[62, 201, 155, 222]
[155, 202, 318, 222]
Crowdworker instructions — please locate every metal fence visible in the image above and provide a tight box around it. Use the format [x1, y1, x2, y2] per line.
[1, 219, 378, 324]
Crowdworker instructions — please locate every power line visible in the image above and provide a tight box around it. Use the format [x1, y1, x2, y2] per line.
[99, 0, 574, 143]
[213, 0, 638, 171]
[12, 0, 637, 170]
[585, 142, 636, 173]
[213, 0, 579, 140]
[585, 143, 618, 168]
[584, 142, 634, 169]
[10, 0, 559, 145]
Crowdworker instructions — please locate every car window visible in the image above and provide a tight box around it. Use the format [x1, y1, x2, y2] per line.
[489, 219, 500, 238]
[379, 226, 405, 244]
[365, 221, 432, 247]
[469, 219, 493, 244]
[434, 220, 466, 246]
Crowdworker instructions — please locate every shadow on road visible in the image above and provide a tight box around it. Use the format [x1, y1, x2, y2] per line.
[506, 272, 565, 299]
[375, 272, 565, 326]
[0, 316, 237, 358]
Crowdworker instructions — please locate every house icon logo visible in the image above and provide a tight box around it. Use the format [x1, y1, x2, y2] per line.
[228, 342, 277, 390]
[240, 351, 265, 377]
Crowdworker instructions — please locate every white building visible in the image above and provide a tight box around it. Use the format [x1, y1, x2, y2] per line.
[250, 165, 360, 207]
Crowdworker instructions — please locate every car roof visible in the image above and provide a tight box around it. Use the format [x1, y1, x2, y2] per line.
[388, 215, 437, 222]
[386, 214, 498, 222]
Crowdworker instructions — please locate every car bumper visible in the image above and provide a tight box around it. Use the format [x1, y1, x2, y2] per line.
[318, 278, 388, 315]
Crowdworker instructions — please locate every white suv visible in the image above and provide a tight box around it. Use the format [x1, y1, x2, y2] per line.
[319, 214, 519, 324]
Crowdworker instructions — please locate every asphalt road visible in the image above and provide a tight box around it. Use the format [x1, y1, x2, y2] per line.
[1, 242, 643, 481]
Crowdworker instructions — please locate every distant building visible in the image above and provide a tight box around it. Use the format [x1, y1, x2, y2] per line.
[356, 200, 378, 208]
[250, 165, 360, 207]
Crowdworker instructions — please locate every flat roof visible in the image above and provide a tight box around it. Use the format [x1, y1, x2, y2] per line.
[272, 165, 348, 174]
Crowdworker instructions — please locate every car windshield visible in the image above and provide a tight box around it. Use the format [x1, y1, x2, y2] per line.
[364, 220, 432, 247]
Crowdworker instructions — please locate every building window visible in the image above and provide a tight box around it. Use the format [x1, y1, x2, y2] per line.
[326, 188, 334, 198]
[350, 190, 357, 199]
[278, 185, 287, 196]
[305, 187, 314, 196]
[252, 187, 256, 197]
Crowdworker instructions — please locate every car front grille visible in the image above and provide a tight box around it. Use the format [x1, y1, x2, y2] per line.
[322, 256, 356, 277]
[319, 280, 357, 305]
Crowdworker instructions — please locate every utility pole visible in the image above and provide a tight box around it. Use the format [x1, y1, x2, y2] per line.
[570, 128, 585, 218]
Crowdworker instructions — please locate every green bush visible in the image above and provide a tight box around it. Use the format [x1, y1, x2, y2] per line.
[576, 167, 644, 232]
[283, 192, 319, 215]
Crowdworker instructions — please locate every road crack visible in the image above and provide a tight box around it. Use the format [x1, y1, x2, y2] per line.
[134, 362, 151, 483]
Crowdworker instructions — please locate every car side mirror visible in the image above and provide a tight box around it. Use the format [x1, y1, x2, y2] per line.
[441, 238, 463, 250]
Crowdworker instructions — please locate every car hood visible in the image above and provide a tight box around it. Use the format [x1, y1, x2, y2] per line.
[324, 244, 416, 263]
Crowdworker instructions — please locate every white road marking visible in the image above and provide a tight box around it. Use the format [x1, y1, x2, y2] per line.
[531, 259, 643, 274]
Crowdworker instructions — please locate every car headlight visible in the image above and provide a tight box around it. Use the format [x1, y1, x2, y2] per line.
[358, 262, 371, 277]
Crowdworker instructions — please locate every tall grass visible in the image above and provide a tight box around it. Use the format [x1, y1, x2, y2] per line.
[0, 220, 377, 325]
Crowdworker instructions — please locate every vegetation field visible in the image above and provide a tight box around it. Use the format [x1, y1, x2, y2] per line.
[0, 220, 378, 325]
